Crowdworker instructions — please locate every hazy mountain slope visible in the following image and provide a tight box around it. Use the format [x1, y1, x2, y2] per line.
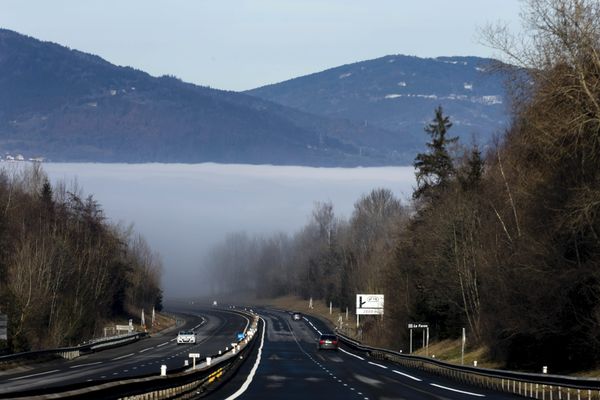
[0, 29, 402, 166]
[247, 55, 511, 148]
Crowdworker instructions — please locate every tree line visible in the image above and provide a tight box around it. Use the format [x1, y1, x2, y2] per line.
[206, 0, 600, 372]
[0, 164, 162, 352]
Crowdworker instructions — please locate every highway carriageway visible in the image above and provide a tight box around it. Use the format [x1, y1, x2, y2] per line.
[0, 306, 248, 397]
[215, 308, 525, 400]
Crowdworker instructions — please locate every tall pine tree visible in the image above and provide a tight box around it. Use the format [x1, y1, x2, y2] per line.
[413, 106, 458, 200]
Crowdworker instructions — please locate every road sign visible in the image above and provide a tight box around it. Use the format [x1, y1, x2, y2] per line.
[0, 314, 7, 340]
[408, 323, 429, 329]
[189, 353, 200, 358]
[356, 294, 384, 309]
[236, 332, 245, 341]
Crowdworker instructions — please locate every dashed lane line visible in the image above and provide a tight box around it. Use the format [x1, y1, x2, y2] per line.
[157, 342, 169, 347]
[9, 369, 60, 381]
[392, 369, 422, 381]
[69, 361, 102, 369]
[112, 353, 134, 361]
[430, 383, 485, 397]
[139, 347, 154, 353]
[367, 361, 388, 369]
[339, 347, 365, 360]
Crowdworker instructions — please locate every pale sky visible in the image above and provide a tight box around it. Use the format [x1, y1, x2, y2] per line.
[0, 1, 522, 91]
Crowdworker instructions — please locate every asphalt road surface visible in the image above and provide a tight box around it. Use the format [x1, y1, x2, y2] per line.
[0, 305, 248, 397]
[216, 308, 524, 400]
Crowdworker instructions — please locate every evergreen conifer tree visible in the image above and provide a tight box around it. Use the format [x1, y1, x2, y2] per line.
[413, 106, 458, 200]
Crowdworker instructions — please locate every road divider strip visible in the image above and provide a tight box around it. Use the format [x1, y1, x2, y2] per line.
[224, 317, 266, 400]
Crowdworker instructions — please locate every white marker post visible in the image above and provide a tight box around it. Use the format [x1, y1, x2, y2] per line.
[189, 353, 200, 369]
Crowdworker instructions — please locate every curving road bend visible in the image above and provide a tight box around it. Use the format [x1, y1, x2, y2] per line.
[0, 305, 248, 397]
[216, 308, 524, 400]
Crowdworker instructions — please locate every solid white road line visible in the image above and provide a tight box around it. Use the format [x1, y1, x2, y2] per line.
[112, 353, 134, 361]
[9, 369, 60, 381]
[139, 347, 154, 353]
[69, 361, 102, 369]
[368, 361, 388, 369]
[430, 383, 485, 397]
[339, 347, 365, 360]
[224, 316, 266, 400]
[392, 369, 422, 381]
[157, 342, 169, 347]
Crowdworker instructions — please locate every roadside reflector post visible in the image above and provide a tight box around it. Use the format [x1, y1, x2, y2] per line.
[184, 360, 189, 367]
[543, 366, 548, 374]
[160, 365, 167, 376]
[206, 357, 212, 366]
[474, 360, 478, 367]
[330, 301, 332, 314]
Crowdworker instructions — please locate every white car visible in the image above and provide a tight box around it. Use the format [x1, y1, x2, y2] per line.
[177, 330, 196, 345]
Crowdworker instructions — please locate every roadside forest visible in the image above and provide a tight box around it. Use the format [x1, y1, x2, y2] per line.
[0, 164, 162, 352]
[207, 0, 600, 372]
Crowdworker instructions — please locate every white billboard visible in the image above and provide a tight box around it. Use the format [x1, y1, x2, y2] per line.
[356, 294, 384, 315]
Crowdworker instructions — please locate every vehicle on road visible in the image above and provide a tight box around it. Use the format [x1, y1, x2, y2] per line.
[317, 334, 338, 350]
[176, 330, 196, 345]
[291, 312, 302, 321]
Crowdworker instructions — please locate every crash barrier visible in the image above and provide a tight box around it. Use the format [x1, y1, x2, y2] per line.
[336, 331, 600, 400]
[1, 310, 261, 400]
[0, 332, 148, 365]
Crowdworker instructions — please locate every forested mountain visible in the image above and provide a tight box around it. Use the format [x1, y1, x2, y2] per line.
[247, 55, 510, 151]
[210, 1, 600, 373]
[0, 29, 399, 166]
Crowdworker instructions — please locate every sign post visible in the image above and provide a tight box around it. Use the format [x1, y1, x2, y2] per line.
[408, 323, 429, 355]
[0, 314, 7, 341]
[189, 353, 200, 369]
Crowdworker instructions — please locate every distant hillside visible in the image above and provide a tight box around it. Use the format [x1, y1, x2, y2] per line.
[247, 55, 511, 150]
[0, 29, 402, 166]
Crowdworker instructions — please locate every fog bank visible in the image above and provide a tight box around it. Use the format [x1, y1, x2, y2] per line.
[42, 163, 415, 297]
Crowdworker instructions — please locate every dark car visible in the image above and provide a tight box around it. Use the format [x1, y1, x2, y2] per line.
[292, 312, 302, 321]
[317, 334, 339, 350]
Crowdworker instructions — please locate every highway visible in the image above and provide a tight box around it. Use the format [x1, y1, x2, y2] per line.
[217, 308, 524, 400]
[0, 306, 248, 398]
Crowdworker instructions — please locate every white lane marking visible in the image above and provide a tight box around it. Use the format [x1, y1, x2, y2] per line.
[224, 316, 266, 400]
[430, 383, 485, 397]
[112, 353, 134, 361]
[69, 361, 102, 369]
[157, 342, 169, 347]
[339, 347, 365, 360]
[139, 346, 154, 353]
[392, 369, 422, 381]
[368, 361, 388, 369]
[169, 338, 176, 342]
[9, 369, 60, 381]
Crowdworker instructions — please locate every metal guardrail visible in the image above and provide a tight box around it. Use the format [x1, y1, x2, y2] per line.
[0, 332, 148, 364]
[335, 330, 600, 399]
[0, 309, 261, 400]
